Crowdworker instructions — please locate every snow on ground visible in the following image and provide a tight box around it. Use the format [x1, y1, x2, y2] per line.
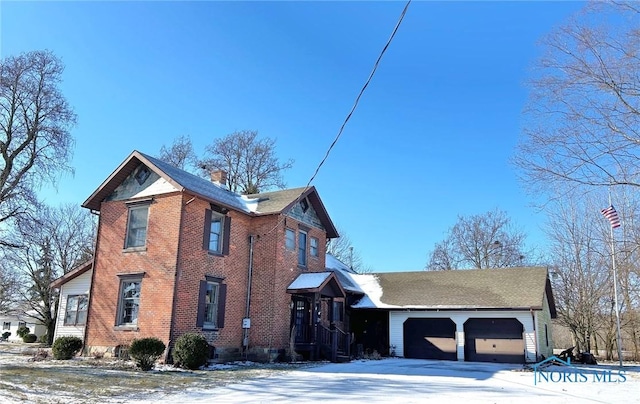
[2, 343, 639, 403]
[147, 358, 640, 404]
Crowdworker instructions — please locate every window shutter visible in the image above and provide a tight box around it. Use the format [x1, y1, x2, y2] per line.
[217, 283, 227, 328]
[222, 217, 231, 256]
[196, 280, 207, 327]
[202, 210, 212, 250]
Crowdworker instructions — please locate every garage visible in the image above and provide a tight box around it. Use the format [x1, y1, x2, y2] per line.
[403, 318, 457, 360]
[464, 318, 524, 363]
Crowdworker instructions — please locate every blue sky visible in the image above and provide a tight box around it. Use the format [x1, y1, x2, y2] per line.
[1, 1, 585, 272]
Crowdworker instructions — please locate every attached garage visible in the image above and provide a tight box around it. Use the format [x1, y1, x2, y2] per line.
[464, 318, 524, 363]
[351, 267, 557, 363]
[403, 318, 456, 360]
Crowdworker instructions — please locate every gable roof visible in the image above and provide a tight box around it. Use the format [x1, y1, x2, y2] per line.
[83, 151, 251, 213]
[50, 260, 93, 289]
[246, 187, 339, 238]
[82, 151, 338, 237]
[287, 272, 346, 298]
[352, 267, 556, 316]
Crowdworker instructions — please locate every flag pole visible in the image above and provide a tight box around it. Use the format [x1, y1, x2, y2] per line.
[608, 193, 624, 367]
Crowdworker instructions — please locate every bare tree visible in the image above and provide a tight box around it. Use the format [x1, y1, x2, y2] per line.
[0, 260, 20, 314]
[6, 204, 94, 344]
[199, 130, 293, 194]
[158, 134, 198, 171]
[326, 228, 371, 273]
[0, 50, 76, 246]
[514, 2, 640, 195]
[426, 209, 529, 270]
[544, 196, 610, 354]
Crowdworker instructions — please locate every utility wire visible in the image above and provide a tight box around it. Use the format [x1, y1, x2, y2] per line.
[303, 0, 412, 191]
[262, 0, 412, 237]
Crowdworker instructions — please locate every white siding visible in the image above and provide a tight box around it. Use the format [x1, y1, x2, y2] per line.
[389, 310, 538, 362]
[53, 269, 92, 341]
[1, 316, 46, 341]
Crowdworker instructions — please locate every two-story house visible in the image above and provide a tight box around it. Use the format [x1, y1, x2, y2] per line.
[80, 150, 347, 362]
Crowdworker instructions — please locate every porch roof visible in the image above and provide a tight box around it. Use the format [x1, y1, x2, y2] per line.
[287, 272, 346, 298]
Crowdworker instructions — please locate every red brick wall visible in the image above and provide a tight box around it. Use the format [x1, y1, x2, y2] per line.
[86, 193, 181, 352]
[87, 190, 328, 360]
[171, 195, 250, 353]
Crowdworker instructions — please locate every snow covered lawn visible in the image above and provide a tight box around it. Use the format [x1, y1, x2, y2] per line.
[157, 358, 640, 403]
[1, 343, 639, 403]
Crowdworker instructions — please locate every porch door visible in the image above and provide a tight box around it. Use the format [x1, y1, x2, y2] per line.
[292, 297, 311, 342]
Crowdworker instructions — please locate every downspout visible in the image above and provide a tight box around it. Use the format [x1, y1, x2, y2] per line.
[83, 210, 101, 355]
[243, 234, 255, 357]
[530, 308, 537, 362]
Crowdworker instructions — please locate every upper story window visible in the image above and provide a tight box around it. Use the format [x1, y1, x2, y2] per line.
[203, 208, 231, 255]
[64, 295, 88, 326]
[285, 228, 295, 251]
[310, 237, 319, 257]
[117, 278, 142, 326]
[298, 230, 307, 267]
[2, 322, 9, 330]
[125, 204, 149, 249]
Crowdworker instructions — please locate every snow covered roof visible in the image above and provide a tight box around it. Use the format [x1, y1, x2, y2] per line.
[287, 272, 346, 298]
[288, 272, 332, 290]
[82, 151, 339, 238]
[325, 254, 364, 294]
[351, 267, 556, 316]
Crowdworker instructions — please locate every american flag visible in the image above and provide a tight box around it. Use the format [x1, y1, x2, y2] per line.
[601, 205, 621, 229]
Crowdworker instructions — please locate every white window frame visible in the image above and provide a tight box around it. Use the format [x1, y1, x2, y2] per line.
[2, 322, 9, 330]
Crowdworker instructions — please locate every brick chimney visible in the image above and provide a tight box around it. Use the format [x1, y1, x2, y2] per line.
[210, 170, 227, 186]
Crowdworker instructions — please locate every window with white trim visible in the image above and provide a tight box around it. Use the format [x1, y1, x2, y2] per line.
[64, 295, 89, 326]
[2, 322, 9, 330]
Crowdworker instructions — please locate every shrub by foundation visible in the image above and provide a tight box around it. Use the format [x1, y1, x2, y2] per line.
[129, 337, 166, 371]
[173, 333, 210, 370]
[52, 336, 83, 360]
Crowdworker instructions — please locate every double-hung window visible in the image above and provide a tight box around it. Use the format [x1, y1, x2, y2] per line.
[2, 322, 9, 330]
[125, 204, 149, 249]
[197, 277, 227, 330]
[298, 230, 307, 267]
[64, 295, 88, 326]
[117, 277, 142, 326]
[285, 228, 296, 251]
[203, 208, 231, 255]
[310, 237, 319, 257]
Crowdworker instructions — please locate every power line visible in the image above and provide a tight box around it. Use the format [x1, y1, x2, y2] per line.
[303, 0, 412, 190]
[262, 0, 412, 237]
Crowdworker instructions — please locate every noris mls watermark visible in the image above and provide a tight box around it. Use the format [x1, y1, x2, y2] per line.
[532, 356, 627, 385]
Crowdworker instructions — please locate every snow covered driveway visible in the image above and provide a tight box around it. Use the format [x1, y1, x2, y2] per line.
[158, 358, 640, 404]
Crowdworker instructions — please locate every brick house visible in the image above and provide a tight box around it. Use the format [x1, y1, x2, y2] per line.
[80, 150, 347, 361]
